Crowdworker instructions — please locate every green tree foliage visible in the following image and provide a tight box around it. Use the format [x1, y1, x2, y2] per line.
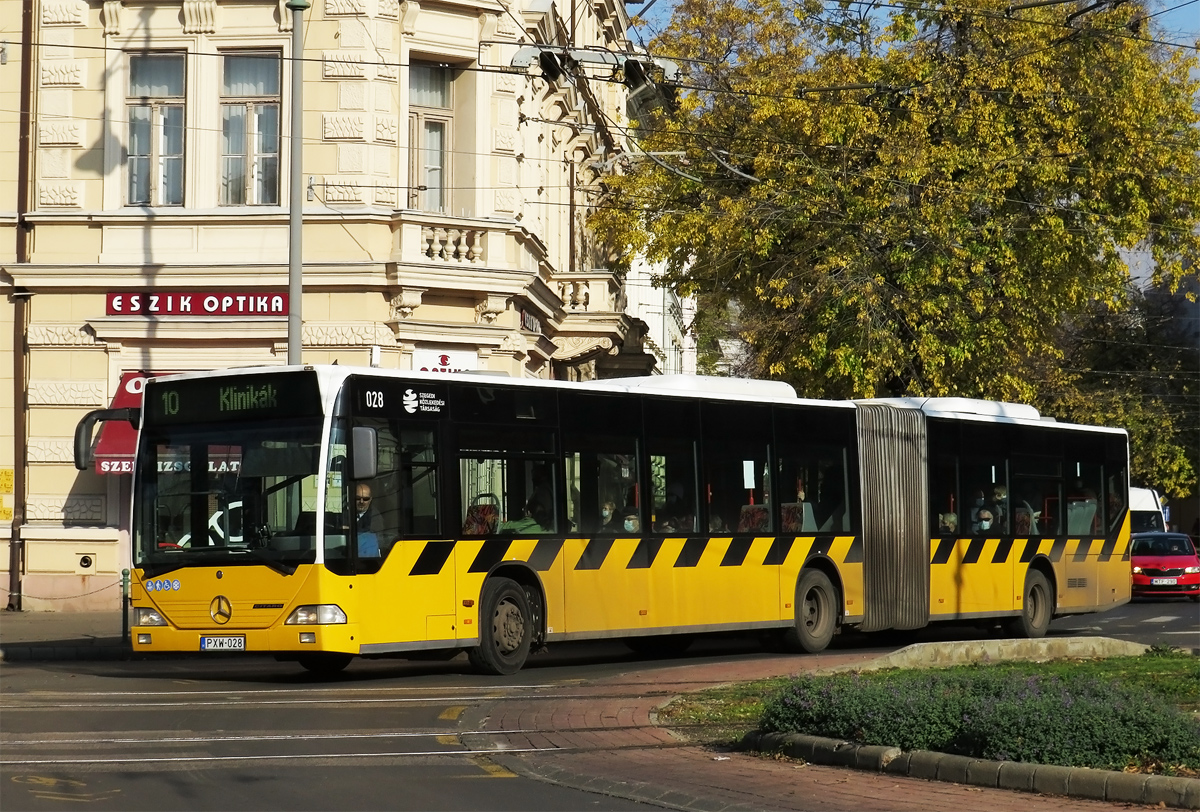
[1046, 283, 1199, 498]
[593, 0, 1200, 408]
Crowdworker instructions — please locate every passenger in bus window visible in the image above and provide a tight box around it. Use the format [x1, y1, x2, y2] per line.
[973, 507, 995, 535]
[709, 514, 728, 533]
[989, 484, 1009, 533]
[939, 512, 958, 535]
[598, 500, 619, 533]
[500, 497, 548, 534]
[622, 506, 641, 534]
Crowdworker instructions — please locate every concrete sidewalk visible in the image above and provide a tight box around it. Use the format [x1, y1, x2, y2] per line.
[0, 609, 129, 661]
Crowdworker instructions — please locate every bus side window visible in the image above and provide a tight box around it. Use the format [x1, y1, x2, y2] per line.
[644, 397, 700, 534]
[561, 391, 643, 536]
[702, 402, 773, 535]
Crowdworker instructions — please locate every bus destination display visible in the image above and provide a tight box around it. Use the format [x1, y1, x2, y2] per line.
[146, 372, 323, 425]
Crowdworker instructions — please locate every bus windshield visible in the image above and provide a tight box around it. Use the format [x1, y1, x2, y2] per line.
[133, 417, 325, 577]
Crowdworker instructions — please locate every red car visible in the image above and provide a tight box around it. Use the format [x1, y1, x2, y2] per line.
[1130, 532, 1200, 602]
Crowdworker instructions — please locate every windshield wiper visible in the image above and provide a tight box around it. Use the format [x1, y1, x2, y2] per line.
[140, 560, 186, 579]
[236, 547, 297, 576]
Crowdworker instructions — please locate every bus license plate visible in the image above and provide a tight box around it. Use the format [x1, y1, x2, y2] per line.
[200, 636, 245, 651]
[1151, 578, 1177, 585]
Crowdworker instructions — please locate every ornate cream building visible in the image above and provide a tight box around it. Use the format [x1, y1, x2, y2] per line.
[0, 0, 654, 610]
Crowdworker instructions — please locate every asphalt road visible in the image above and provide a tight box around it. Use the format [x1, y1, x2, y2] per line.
[0, 596, 1193, 811]
[0, 658, 659, 811]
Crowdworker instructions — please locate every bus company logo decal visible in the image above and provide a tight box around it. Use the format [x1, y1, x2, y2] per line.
[210, 595, 233, 625]
[403, 389, 445, 415]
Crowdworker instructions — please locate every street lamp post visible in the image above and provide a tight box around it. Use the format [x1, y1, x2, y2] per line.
[286, 0, 309, 364]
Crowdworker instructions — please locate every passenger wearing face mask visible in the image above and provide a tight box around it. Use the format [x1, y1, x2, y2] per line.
[973, 507, 996, 535]
[621, 506, 641, 535]
[988, 484, 1009, 533]
[597, 500, 618, 533]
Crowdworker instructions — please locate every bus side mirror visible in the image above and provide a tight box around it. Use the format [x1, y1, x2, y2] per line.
[74, 408, 140, 471]
[351, 426, 377, 481]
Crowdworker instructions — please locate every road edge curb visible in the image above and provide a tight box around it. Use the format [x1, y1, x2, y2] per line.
[741, 731, 1200, 809]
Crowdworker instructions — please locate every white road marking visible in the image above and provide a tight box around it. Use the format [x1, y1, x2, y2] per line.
[0, 695, 540, 711]
[2, 729, 542, 747]
[22, 685, 561, 699]
[0, 747, 548, 767]
[1145, 616, 1180, 623]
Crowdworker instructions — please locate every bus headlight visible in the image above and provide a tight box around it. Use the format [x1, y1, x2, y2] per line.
[285, 604, 347, 625]
[134, 607, 167, 626]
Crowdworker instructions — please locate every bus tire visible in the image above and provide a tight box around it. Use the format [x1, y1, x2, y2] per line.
[469, 577, 533, 676]
[786, 569, 838, 653]
[1006, 569, 1054, 639]
[297, 653, 353, 675]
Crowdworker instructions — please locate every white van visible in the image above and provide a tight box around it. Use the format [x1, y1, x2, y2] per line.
[1130, 487, 1167, 533]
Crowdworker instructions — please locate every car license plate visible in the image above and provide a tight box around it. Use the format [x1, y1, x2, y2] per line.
[200, 636, 245, 651]
[1150, 578, 1177, 586]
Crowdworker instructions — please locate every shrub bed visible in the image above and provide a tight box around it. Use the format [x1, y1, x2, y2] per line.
[760, 657, 1200, 772]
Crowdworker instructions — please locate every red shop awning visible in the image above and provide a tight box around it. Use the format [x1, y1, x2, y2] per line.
[93, 371, 172, 475]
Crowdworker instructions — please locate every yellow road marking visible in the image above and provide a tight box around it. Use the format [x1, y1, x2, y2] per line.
[438, 705, 467, 721]
[30, 792, 121, 803]
[469, 755, 517, 778]
[435, 734, 459, 745]
[13, 776, 87, 788]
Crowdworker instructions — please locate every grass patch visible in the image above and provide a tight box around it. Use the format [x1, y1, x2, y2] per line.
[658, 648, 1200, 774]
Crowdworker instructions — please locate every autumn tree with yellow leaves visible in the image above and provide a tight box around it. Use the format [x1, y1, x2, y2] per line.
[593, 0, 1200, 495]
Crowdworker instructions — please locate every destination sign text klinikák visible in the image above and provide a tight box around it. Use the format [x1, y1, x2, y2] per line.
[220, 384, 279, 413]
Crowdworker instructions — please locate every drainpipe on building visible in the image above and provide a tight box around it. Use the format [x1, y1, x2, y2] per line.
[7, 0, 34, 612]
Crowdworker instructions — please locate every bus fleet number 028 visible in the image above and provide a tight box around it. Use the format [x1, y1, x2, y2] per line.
[365, 390, 384, 409]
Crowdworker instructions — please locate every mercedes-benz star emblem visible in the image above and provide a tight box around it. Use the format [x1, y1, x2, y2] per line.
[210, 595, 233, 625]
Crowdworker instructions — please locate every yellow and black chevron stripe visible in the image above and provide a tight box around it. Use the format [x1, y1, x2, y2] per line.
[929, 536, 1130, 566]
[407, 534, 865, 576]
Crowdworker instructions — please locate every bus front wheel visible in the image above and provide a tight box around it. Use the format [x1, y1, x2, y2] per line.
[469, 577, 533, 676]
[786, 569, 838, 653]
[1006, 569, 1054, 639]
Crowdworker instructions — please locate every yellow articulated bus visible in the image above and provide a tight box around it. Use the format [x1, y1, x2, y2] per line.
[74, 366, 1131, 675]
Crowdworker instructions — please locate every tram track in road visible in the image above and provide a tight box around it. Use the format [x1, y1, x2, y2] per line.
[0, 678, 701, 777]
[0, 725, 696, 772]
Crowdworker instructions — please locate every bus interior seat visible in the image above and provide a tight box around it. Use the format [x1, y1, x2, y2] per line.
[1015, 501, 1039, 535]
[737, 504, 770, 533]
[1066, 500, 1097, 535]
[293, 512, 317, 535]
[781, 502, 819, 533]
[817, 502, 846, 533]
[780, 503, 802, 532]
[462, 496, 499, 536]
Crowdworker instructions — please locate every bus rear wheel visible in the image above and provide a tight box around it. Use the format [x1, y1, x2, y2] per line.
[297, 653, 353, 675]
[785, 569, 838, 653]
[469, 577, 533, 676]
[1006, 569, 1053, 639]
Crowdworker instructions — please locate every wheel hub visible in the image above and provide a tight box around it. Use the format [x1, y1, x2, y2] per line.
[494, 599, 525, 652]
